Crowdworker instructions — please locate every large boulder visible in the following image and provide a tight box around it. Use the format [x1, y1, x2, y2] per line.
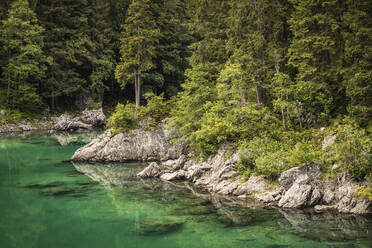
[53, 114, 93, 131]
[278, 164, 322, 208]
[233, 176, 270, 196]
[137, 162, 161, 178]
[80, 108, 106, 127]
[52, 109, 106, 131]
[71, 126, 185, 162]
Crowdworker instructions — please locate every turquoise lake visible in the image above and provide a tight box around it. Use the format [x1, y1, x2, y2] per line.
[0, 132, 371, 248]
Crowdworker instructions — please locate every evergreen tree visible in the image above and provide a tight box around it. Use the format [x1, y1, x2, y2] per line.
[226, 0, 290, 105]
[151, 0, 191, 97]
[115, 0, 160, 112]
[288, 0, 344, 124]
[342, 0, 372, 127]
[0, 0, 49, 112]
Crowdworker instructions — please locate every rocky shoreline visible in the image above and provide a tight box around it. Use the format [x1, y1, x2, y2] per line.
[0, 108, 106, 134]
[72, 124, 371, 215]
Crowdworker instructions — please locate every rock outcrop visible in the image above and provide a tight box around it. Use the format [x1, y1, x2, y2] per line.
[52, 108, 106, 131]
[0, 108, 106, 134]
[72, 123, 185, 162]
[71, 124, 372, 215]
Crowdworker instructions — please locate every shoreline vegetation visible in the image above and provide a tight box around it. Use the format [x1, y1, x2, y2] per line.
[0, 1, 371, 213]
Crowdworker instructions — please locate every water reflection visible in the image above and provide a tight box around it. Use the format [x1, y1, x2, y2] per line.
[72, 162, 372, 245]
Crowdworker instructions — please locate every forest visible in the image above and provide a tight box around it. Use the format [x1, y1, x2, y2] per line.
[0, 0, 371, 187]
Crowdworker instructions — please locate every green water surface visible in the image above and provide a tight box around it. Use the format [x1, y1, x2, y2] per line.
[0, 132, 371, 248]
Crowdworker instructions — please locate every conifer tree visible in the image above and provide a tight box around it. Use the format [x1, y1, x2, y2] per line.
[342, 0, 372, 126]
[115, 0, 160, 112]
[288, 0, 344, 124]
[0, 0, 49, 112]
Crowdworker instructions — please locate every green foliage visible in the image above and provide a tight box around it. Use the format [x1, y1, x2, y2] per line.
[0, 109, 24, 126]
[356, 175, 372, 200]
[107, 103, 139, 135]
[288, 0, 344, 123]
[139, 92, 172, 126]
[0, 0, 49, 113]
[84, 98, 102, 110]
[238, 137, 291, 179]
[324, 118, 372, 181]
[342, 0, 372, 127]
[238, 131, 325, 179]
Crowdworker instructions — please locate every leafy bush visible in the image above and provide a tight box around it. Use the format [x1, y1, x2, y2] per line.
[0, 110, 21, 126]
[139, 93, 172, 126]
[238, 133, 326, 179]
[107, 103, 139, 136]
[238, 137, 291, 179]
[324, 118, 371, 181]
[85, 98, 102, 110]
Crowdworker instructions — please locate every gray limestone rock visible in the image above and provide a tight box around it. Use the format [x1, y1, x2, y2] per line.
[71, 127, 185, 162]
[233, 176, 270, 196]
[279, 183, 312, 208]
[80, 108, 106, 127]
[160, 170, 186, 181]
[137, 162, 161, 178]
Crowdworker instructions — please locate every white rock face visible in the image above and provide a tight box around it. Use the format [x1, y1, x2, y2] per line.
[72, 127, 185, 162]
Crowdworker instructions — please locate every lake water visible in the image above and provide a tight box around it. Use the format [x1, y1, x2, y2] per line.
[0, 132, 371, 248]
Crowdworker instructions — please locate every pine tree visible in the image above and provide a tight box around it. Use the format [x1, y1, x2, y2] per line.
[342, 0, 372, 127]
[151, 0, 191, 97]
[226, 0, 290, 105]
[288, 0, 344, 124]
[115, 0, 160, 112]
[0, 0, 49, 112]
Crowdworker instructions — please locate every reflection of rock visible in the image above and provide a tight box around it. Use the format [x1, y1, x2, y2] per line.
[279, 209, 372, 242]
[53, 131, 102, 146]
[135, 217, 183, 235]
[72, 162, 143, 188]
[169, 205, 216, 216]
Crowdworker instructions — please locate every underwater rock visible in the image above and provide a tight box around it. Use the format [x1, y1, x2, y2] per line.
[22, 181, 65, 189]
[135, 217, 183, 235]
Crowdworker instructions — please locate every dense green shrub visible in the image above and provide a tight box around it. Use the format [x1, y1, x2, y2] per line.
[107, 103, 139, 136]
[139, 93, 172, 127]
[238, 132, 326, 179]
[324, 119, 371, 181]
[238, 137, 291, 179]
[107, 93, 174, 136]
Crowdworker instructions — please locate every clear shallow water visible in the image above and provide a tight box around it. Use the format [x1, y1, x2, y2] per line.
[0, 133, 371, 248]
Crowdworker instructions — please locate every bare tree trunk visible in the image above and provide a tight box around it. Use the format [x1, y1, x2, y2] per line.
[255, 85, 263, 104]
[136, 74, 141, 108]
[134, 73, 138, 117]
[6, 81, 10, 105]
[280, 94, 286, 130]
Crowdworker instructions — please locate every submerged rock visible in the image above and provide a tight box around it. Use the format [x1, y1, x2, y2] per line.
[22, 181, 65, 189]
[135, 217, 183, 235]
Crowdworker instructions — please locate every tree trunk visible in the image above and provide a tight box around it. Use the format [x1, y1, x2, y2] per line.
[280, 94, 286, 130]
[255, 85, 263, 104]
[134, 73, 141, 117]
